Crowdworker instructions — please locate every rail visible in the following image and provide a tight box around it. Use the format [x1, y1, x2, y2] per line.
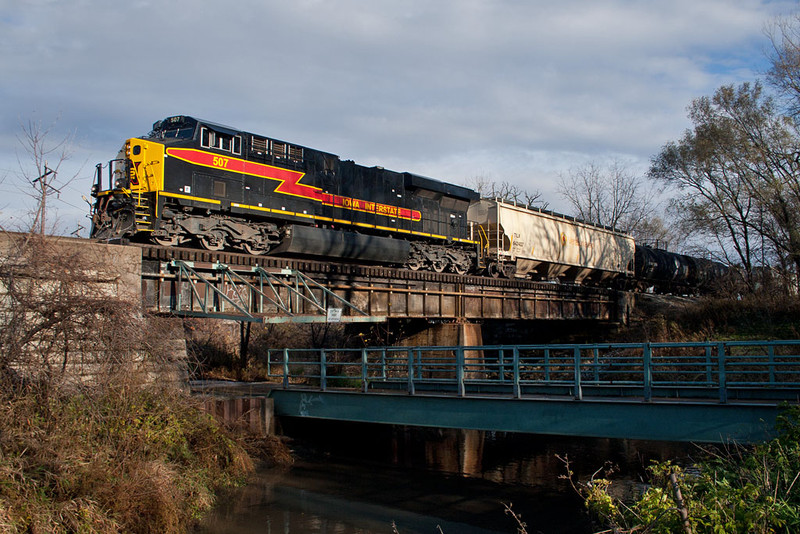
[265, 340, 800, 403]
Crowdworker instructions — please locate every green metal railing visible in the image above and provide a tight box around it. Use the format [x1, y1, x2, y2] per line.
[264, 340, 800, 403]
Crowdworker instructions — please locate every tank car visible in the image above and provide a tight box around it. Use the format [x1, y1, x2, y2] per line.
[634, 245, 689, 290]
[634, 245, 726, 292]
[686, 256, 728, 289]
[90, 116, 479, 274]
[467, 199, 635, 283]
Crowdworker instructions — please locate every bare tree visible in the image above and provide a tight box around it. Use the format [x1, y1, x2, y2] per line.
[0, 233, 178, 391]
[14, 117, 79, 235]
[557, 159, 655, 237]
[465, 175, 547, 208]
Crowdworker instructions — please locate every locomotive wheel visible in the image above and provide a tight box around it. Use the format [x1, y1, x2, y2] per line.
[406, 258, 423, 271]
[152, 235, 179, 247]
[199, 232, 226, 251]
[452, 262, 468, 275]
[242, 242, 268, 256]
[431, 259, 448, 273]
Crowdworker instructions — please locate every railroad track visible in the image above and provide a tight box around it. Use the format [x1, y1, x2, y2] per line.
[136, 242, 614, 296]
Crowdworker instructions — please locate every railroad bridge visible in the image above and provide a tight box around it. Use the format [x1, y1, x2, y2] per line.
[139, 243, 630, 325]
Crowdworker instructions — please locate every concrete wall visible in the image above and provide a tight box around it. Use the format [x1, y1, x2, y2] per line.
[397, 322, 483, 347]
[0, 233, 187, 388]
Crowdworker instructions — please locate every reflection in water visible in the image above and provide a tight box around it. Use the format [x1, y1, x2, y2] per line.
[198, 465, 513, 534]
[198, 419, 694, 534]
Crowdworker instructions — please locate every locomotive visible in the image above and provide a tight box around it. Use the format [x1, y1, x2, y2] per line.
[90, 115, 478, 275]
[89, 115, 723, 290]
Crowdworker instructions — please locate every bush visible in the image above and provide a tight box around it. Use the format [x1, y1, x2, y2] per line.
[570, 406, 800, 533]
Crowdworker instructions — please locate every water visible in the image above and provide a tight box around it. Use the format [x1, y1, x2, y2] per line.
[198, 419, 695, 534]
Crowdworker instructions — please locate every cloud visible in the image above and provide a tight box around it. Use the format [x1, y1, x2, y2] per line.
[0, 0, 795, 230]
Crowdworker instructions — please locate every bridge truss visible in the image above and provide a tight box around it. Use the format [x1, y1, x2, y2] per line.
[146, 260, 382, 323]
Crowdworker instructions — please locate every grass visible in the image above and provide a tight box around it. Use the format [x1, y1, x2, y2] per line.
[0, 384, 259, 533]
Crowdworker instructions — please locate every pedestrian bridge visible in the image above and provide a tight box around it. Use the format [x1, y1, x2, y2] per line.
[243, 340, 800, 444]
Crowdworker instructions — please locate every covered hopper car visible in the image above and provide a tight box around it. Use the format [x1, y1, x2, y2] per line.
[468, 199, 635, 284]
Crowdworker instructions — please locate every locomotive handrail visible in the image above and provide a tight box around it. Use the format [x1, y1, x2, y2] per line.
[265, 340, 800, 404]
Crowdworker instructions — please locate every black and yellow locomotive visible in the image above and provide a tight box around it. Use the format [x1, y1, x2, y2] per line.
[90, 115, 479, 274]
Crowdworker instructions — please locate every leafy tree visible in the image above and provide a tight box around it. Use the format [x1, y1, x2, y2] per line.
[766, 12, 800, 121]
[569, 406, 800, 533]
[650, 83, 800, 291]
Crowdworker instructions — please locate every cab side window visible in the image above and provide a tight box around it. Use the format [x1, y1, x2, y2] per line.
[200, 127, 242, 155]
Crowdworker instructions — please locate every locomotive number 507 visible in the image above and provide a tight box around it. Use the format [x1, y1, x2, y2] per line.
[212, 156, 229, 168]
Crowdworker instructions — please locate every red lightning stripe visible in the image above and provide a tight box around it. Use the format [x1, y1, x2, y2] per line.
[166, 148, 422, 221]
[167, 148, 322, 200]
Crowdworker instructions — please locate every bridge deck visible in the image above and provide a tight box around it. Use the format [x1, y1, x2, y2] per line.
[244, 340, 800, 443]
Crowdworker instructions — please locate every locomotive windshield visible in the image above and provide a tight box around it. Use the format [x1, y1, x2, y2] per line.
[149, 116, 197, 140]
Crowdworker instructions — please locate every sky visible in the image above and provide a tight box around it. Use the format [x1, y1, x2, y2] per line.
[0, 0, 796, 236]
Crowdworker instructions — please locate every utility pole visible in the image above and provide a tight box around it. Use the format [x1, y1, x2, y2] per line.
[32, 162, 57, 235]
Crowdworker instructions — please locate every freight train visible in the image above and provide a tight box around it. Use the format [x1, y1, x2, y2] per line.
[89, 115, 724, 291]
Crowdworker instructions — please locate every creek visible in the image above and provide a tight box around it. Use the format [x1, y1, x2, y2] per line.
[197, 419, 695, 534]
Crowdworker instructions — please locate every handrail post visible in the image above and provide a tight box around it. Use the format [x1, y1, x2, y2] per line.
[643, 343, 652, 402]
[457, 347, 465, 397]
[768, 344, 776, 385]
[513, 347, 521, 398]
[499, 348, 506, 382]
[704, 344, 713, 386]
[544, 349, 551, 381]
[282, 348, 289, 389]
[320, 349, 327, 392]
[573, 347, 583, 400]
[407, 349, 415, 395]
[718, 342, 727, 403]
[361, 348, 368, 393]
